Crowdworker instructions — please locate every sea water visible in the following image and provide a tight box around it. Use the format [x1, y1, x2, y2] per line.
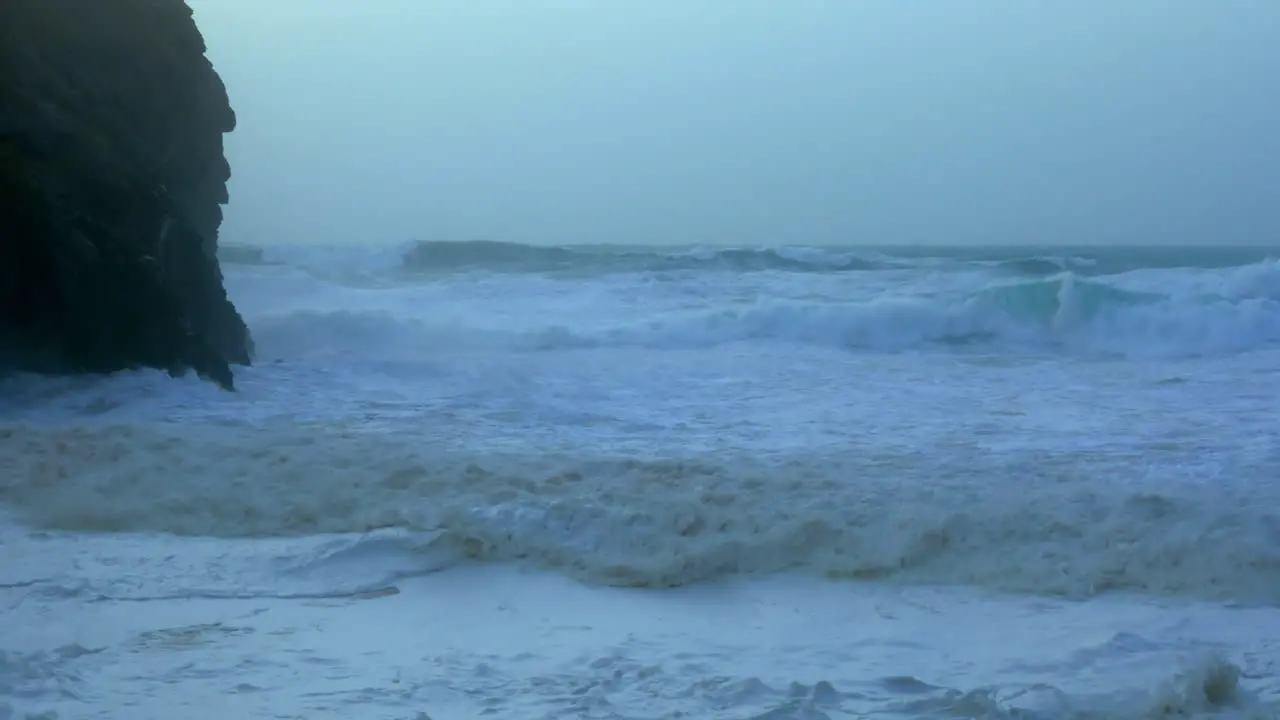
[2, 242, 1279, 719]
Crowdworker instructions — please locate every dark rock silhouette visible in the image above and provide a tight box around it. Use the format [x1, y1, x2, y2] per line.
[0, 0, 252, 390]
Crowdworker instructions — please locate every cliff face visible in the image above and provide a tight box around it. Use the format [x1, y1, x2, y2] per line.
[0, 0, 252, 389]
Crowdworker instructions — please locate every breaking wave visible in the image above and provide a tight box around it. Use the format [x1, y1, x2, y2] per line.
[3, 423, 1279, 604]
[240, 267, 1280, 361]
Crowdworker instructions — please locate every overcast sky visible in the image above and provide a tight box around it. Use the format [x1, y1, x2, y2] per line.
[191, 1, 1280, 246]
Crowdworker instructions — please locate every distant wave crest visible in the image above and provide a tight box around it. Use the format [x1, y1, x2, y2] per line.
[217, 239, 893, 276]
[218, 239, 1277, 279]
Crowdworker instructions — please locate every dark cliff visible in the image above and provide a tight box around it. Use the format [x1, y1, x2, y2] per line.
[0, 0, 252, 389]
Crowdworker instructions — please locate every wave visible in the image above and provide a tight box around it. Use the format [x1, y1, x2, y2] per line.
[219, 240, 893, 277]
[994, 255, 1099, 277]
[214, 243, 272, 265]
[990, 248, 1280, 278]
[4, 423, 1279, 605]
[218, 240, 1279, 279]
[987, 245, 1280, 277]
[242, 270, 1280, 360]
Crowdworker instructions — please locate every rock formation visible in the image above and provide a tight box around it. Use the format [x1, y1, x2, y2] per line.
[0, 0, 252, 390]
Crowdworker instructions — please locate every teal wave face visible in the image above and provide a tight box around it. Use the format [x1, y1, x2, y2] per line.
[974, 275, 1166, 326]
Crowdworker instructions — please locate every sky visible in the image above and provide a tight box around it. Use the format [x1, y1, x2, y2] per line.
[190, 1, 1280, 247]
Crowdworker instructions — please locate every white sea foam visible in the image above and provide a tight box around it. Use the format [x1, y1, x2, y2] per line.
[3, 556, 1278, 719]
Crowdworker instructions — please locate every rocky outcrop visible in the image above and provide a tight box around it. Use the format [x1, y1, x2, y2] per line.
[0, 0, 252, 390]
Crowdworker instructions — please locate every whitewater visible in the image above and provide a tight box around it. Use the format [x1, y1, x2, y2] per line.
[3, 241, 1280, 719]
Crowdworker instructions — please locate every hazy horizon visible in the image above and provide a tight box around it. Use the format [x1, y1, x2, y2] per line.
[191, 1, 1280, 248]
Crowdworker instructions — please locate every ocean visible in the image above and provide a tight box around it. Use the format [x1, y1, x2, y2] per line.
[2, 241, 1279, 719]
